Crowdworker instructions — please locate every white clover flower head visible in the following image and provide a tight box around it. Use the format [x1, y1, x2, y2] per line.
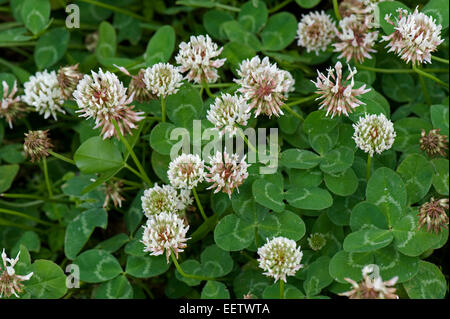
[312, 61, 370, 118]
[141, 183, 192, 218]
[257, 237, 303, 283]
[333, 15, 379, 63]
[0, 249, 34, 298]
[1, 80, 27, 128]
[168, 153, 206, 189]
[141, 212, 190, 263]
[381, 7, 444, 65]
[340, 264, 399, 299]
[73, 68, 145, 139]
[22, 70, 65, 120]
[352, 113, 396, 157]
[143, 63, 183, 98]
[296, 11, 337, 55]
[206, 151, 249, 198]
[234, 56, 295, 118]
[206, 93, 250, 137]
[175, 34, 226, 84]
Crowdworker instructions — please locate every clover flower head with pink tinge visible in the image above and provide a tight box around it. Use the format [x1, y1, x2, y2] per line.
[312, 61, 370, 118]
[382, 7, 444, 65]
[234, 56, 295, 118]
[340, 265, 399, 299]
[1, 80, 27, 128]
[73, 68, 145, 139]
[175, 34, 226, 84]
[333, 15, 379, 63]
[296, 11, 337, 55]
[206, 93, 250, 138]
[141, 212, 190, 263]
[168, 153, 206, 190]
[1, 249, 33, 298]
[206, 151, 249, 198]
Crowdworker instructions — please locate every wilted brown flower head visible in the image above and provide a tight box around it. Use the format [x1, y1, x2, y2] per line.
[340, 265, 399, 299]
[103, 180, 125, 209]
[85, 32, 98, 52]
[420, 129, 448, 157]
[115, 65, 156, 103]
[23, 130, 53, 162]
[418, 198, 449, 234]
[57, 64, 84, 100]
[1, 80, 27, 129]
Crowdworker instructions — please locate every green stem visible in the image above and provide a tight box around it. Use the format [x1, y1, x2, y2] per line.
[332, 0, 341, 20]
[283, 105, 304, 121]
[417, 74, 431, 105]
[0, 41, 37, 48]
[280, 280, 285, 299]
[202, 81, 216, 98]
[78, 0, 147, 21]
[193, 83, 234, 88]
[192, 187, 207, 221]
[214, 3, 240, 12]
[366, 154, 372, 182]
[42, 158, 53, 198]
[0, 208, 54, 226]
[268, 0, 293, 13]
[124, 163, 148, 184]
[112, 119, 152, 186]
[0, 193, 72, 204]
[170, 250, 215, 281]
[49, 150, 76, 165]
[431, 55, 449, 64]
[238, 128, 258, 154]
[413, 66, 449, 89]
[356, 64, 415, 74]
[0, 217, 45, 233]
[160, 97, 166, 122]
[284, 94, 318, 108]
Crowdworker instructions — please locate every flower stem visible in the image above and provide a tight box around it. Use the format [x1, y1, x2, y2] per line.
[49, 150, 76, 165]
[417, 73, 431, 105]
[284, 94, 318, 108]
[192, 187, 207, 221]
[332, 0, 341, 20]
[0, 208, 54, 226]
[280, 280, 285, 299]
[170, 250, 215, 281]
[0, 217, 45, 233]
[193, 83, 234, 88]
[214, 3, 240, 12]
[77, 0, 147, 21]
[283, 104, 304, 121]
[431, 55, 449, 64]
[366, 154, 372, 182]
[356, 64, 415, 74]
[160, 97, 166, 122]
[413, 66, 449, 89]
[42, 158, 53, 198]
[112, 119, 152, 186]
[202, 81, 216, 98]
[268, 0, 293, 13]
[238, 128, 258, 154]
